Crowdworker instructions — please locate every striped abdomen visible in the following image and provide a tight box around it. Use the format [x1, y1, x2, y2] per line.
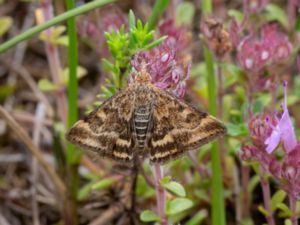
[134, 105, 151, 148]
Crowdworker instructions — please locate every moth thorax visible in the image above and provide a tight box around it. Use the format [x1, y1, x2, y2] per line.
[134, 105, 151, 148]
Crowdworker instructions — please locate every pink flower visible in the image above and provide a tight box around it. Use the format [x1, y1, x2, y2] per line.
[100, 6, 128, 33]
[229, 19, 242, 48]
[129, 41, 190, 98]
[278, 145, 300, 198]
[237, 24, 292, 73]
[238, 37, 262, 71]
[240, 113, 278, 171]
[265, 81, 297, 153]
[248, 113, 277, 148]
[261, 24, 292, 63]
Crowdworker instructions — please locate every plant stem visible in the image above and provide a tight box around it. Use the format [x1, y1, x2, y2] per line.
[153, 164, 167, 225]
[65, 0, 80, 224]
[204, 47, 226, 225]
[40, 0, 67, 125]
[289, 195, 298, 225]
[216, 62, 226, 172]
[260, 172, 275, 225]
[241, 166, 250, 218]
[201, 1, 226, 222]
[0, 0, 115, 53]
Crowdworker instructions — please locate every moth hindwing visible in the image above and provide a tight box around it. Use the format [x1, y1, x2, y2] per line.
[66, 70, 226, 164]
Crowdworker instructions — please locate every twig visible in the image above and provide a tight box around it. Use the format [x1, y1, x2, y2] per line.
[0, 210, 11, 225]
[0, 58, 54, 118]
[0, 105, 66, 196]
[153, 164, 167, 225]
[8, 1, 36, 80]
[32, 103, 46, 225]
[88, 202, 124, 225]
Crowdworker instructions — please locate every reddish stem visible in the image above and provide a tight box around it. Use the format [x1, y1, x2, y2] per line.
[289, 195, 298, 225]
[260, 172, 275, 225]
[153, 164, 167, 225]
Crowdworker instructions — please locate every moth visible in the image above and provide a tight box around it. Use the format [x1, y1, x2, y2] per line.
[66, 68, 226, 164]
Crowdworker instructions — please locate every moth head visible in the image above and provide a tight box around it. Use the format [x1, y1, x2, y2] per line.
[135, 67, 152, 84]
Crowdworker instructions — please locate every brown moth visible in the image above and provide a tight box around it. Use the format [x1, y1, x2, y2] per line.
[66, 68, 226, 164]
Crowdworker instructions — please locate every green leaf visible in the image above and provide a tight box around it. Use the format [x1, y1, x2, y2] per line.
[0, 16, 12, 37]
[226, 122, 248, 137]
[258, 205, 269, 217]
[185, 210, 208, 225]
[78, 181, 96, 201]
[62, 66, 87, 83]
[92, 177, 116, 190]
[128, 10, 136, 30]
[265, 4, 288, 28]
[166, 197, 193, 215]
[39, 25, 67, 45]
[0, 84, 15, 102]
[140, 210, 160, 222]
[54, 35, 69, 46]
[161, 180, 186, 197]
[285, 219, 292, 225]
[144, 35, 167, 50]
[271, 190, 287, 211]
[228, 9, 244, 23]
[248, 174, 260, 193]
[38, 79, 59, 92]
[277, 203, 292, 217]
[176, 2, 195, 26]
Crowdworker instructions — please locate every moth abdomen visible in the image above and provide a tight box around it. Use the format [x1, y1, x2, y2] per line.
[134, 105, 152, 148]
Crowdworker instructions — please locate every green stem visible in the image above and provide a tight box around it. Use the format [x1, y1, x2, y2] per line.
[201, 1, 226, 224]
[0, 0, 115, 53]
[65, 0, 79, 224]
[204, 48, 226, 225]
[147, 0, 169, 31]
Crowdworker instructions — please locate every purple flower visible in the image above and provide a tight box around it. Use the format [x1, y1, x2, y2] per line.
[265, 81, 297, 153]
[240, 113, 278, 171]
[129, 41, 190, 98]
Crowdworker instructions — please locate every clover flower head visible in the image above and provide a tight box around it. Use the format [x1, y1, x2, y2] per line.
[129, 41, 190, 98]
